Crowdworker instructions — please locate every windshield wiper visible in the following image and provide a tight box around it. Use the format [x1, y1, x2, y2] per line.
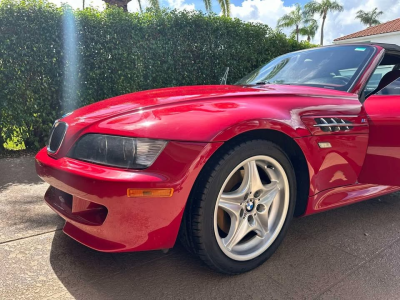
[254, 81, 293, 86]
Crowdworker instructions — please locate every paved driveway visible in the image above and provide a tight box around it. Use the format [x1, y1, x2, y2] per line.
[2, 156, 400, 299]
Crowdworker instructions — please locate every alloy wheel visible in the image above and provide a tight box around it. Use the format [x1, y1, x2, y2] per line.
[213, 155, 289, 261]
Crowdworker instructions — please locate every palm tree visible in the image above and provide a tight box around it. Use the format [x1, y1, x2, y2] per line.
[305, 0, 343, 46]
[203, 0, 230, 17]
[103, 0, 230, 16]
[277, 4, 307, 42]
[299, 19, 318, 42]
[103, 0, 159, 12]
[356, 8, 383, 27]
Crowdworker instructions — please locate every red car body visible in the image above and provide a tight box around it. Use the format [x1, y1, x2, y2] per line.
[36, 43, 400, 253]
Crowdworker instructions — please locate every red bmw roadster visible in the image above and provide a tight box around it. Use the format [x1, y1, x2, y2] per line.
[36, 43, 400, 274]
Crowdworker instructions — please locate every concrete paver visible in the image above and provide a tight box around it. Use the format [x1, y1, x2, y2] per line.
[1, 156, 400, 299]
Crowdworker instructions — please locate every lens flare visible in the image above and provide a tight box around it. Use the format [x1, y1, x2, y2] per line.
[62, 8, 79, 113]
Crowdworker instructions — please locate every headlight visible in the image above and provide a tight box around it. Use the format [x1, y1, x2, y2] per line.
[69, 134, 167, 169]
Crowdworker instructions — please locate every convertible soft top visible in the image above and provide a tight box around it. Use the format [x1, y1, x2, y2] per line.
[359, 42, 400, 53]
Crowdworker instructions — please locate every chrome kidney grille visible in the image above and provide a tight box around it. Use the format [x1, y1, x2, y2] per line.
[47, 122, 68, 154]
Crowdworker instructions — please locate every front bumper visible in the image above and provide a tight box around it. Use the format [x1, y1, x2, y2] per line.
[35, 141, 222, 252]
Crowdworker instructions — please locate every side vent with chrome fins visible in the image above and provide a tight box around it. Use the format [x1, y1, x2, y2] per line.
[314, 117, 354, 132]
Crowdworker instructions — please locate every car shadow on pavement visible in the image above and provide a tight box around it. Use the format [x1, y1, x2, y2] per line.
[48, 192, 400, 299]
[49, 231, 259, 299]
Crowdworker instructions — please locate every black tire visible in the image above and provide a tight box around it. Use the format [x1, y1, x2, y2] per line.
[179, 139, 297, 274]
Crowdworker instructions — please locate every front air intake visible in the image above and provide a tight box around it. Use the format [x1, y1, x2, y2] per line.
[314, 117, 354, 132]
[47, 122, 68, 154]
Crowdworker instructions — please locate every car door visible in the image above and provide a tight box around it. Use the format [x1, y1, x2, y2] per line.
[358, 80, 400, 186]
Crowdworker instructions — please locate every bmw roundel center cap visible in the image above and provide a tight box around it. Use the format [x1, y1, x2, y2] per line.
[246, 201, 254, 212]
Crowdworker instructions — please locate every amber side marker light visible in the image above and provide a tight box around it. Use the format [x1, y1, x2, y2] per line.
[318, 142, 332, 149]
[127, 188, 174, 198]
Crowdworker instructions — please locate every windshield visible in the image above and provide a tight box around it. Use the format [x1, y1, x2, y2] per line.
[236, 45, 375, 91]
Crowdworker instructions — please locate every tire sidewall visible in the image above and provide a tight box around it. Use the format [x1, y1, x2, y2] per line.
[199, 140, 296, 274]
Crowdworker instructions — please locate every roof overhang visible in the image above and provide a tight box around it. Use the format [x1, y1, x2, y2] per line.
[334, 31, 400, 44]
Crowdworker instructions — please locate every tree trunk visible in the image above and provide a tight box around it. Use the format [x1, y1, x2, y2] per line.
[138, 0, 143, 13]
[320, 13, 326, 46]
[307, 35, 310, 42]
[103, 0, 130, 12]
[0, 134, 4, 153]
[83, 0, 85, 9]
[296, 25, 299, 42]
[0, 116, 4, 152]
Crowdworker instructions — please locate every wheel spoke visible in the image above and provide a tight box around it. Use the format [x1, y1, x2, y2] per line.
[265, 166, 279, 183]
[259, 181, 279, 209]
[246, 160, 264, 192]
[220, 165, 253, 203]
[220, 189, 246, 204]
[219, 196, 242, 219]
[254, 212, 269, 234]
[223, 217, 251, 250]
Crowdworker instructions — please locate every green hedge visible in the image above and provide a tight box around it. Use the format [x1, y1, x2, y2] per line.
[0, 0, 313, 150]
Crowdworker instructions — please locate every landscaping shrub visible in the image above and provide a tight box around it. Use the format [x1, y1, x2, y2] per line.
[0, 0, 313, 150]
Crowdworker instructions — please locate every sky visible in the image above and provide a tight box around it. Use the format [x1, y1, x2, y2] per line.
[50, 0, 400, 44]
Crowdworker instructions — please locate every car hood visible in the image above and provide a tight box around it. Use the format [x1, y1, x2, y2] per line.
[62, 84, 352, 127]
[52, 84, 361, 157]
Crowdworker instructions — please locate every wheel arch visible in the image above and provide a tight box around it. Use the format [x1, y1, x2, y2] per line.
[188, 129, 310, 220]
[215, 129, 309, 217]
[210, 118, 309, 142]
[179, 128, 310, 259]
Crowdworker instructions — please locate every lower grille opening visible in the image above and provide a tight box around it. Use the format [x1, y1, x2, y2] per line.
[45, 187, 108, 226]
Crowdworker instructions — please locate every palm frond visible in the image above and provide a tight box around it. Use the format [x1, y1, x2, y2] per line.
[305, 0, 342, 45]
[356, 8, 383, 27]
[277, 14, 297, 28]
[217, 0, 230, 17]
[356, 10, 366, 18]
[203, 0, 212, 13]
[371, 20, 381, 26]
[327, 0, 344, 13]
[304, 1, 321, 16]
[277, 5, 302, 29]
[148, 0, 160, 10]
[299, 18, 318, 40]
